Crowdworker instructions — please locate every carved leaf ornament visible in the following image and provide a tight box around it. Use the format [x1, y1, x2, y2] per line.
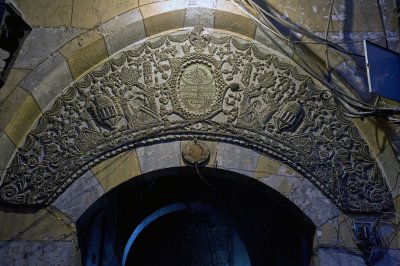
[0, 26, 392, 212]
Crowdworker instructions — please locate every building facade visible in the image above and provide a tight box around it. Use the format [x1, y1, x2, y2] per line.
[0, 0, 400, 265]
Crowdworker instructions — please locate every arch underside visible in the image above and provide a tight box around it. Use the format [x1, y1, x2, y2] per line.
[0, 26, 392, 213]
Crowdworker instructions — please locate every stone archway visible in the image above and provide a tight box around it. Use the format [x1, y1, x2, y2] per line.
[74, 164, 317, 266]
[49, 140, 365, 265]
[0, 2, 399, 265]
[0, 26, 392, 214]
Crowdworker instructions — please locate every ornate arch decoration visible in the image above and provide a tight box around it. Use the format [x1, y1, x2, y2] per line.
[0, 26, 392, 213]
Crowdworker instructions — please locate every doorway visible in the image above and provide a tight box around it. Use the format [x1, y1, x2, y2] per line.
[77, 167, 315, 266]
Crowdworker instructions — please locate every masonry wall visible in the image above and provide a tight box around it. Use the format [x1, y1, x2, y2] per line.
[0, 0, 400, 265]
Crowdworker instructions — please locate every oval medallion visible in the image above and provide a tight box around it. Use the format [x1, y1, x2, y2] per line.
[178, 63, 216, 115]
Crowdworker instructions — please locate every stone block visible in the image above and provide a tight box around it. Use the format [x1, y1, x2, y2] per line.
[333, 60, 370, 100]
[60, 30, 109, 80]
[91, 150, 141, 192]
[254, 26, 294, 57]
[136, 141, 181, 173]
[188, 0, 216, 9]
[215, 0, 248, 17]
[72, 0, 139, 29]
[215, 142, 260, 177]
[0, 132, 16, 185]
[139, 0, 164, 6]
[214, 10, 256, 39]
[14, 0, 74, 27]
[254, 155, 304, 197]
[14, 27, 84, 70]
[140, 0, 188, 18]
[184, 8, 214, 28]
[143, 9, 186, 36]
[53, 170, 104, 221]
[0, 208, 73, 241]
[353, 117, 390, 156]
[318, 248, 366, 266]
[316, 214, 357, 249]
[19, 52, 73, 110]
[0, 241, 74, 266]
[0, 86, 31, 131]
[289, 178, 338, 227]
[253, 155, 300, 179]
[395, 196, 400, 216]
[376, 144, 400, 197]
[0, 69, 30, 104]
[98, 8, 146, 55]
[258, 174, 298, 196]
[266, 0, 383, 33]
[3, 93, 42, 147]
[180, 141, 218, 167]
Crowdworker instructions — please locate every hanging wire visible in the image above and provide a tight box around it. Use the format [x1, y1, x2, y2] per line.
[232, 0, 400, 122]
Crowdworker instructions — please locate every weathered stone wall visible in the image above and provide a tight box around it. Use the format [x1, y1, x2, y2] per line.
[0, 0, 399, 265]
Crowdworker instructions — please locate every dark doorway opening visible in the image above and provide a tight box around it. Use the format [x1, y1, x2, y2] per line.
[77, 166, 315, 266]
[123, 202, 251, 266]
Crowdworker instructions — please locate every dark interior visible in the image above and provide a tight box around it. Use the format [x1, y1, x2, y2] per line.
[77, 167, 315, 266]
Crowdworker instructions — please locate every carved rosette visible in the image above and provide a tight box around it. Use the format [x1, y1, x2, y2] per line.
[0, 26, 392, 213]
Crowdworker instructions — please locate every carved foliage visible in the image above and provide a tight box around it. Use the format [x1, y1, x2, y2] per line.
[0, 27, 392, 213]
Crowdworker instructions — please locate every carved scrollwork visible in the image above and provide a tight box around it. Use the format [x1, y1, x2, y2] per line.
[0, 26, 392, 213]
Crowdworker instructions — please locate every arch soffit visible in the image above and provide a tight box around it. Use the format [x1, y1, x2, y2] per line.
[52, 140, 339, 228]
[0, 9, 392, 213]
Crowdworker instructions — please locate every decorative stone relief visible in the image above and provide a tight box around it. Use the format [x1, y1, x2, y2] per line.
[182, 141, 210, 165]
[0, 26, 392, 213]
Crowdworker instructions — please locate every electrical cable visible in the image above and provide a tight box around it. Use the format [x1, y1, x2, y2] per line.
[234, 0, 400, 122]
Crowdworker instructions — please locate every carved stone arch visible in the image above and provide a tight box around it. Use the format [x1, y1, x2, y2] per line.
[52, 140, 339, 228]
[0, 26, 392, 213]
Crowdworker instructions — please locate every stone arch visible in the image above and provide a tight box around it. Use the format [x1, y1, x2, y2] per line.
[52, 141, 339, 227]
[61, 146, 332, 265]
[0, 2, 398, 265]
[0, 25, 392, 214]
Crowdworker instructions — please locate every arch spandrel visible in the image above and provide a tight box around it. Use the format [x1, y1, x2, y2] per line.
[0, 26, 392, 212]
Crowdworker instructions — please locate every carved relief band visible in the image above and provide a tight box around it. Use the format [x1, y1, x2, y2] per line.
[0, 26, 392, 213]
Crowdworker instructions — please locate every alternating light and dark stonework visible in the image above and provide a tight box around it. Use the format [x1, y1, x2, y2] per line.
[0, 26, 392, 213]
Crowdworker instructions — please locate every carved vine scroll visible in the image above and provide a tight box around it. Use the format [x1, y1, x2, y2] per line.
[0, 26, 392, 212]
